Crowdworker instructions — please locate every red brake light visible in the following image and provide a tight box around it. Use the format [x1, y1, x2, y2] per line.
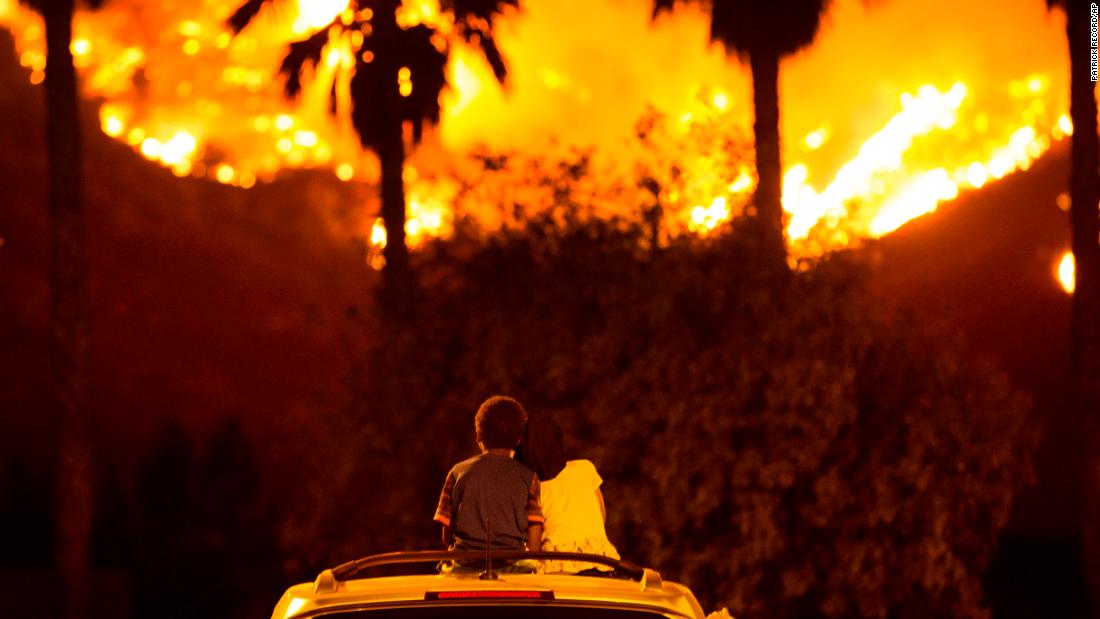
[424, 591, 555, 601]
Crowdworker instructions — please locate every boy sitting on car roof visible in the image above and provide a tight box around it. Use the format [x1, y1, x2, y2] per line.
[434, 395, 544, 552]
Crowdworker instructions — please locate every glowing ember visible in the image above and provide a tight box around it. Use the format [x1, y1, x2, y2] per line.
[804, 127, 829, 151]
[1058, 251, 1076, 294]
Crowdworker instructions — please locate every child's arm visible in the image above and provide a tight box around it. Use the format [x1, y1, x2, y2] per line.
[433, 470, 457, 549]
[527, 522, 543, 551]
[526, 475, 544, 551]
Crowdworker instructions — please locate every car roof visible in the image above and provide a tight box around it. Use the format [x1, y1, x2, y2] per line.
[271, 552, 705, 619]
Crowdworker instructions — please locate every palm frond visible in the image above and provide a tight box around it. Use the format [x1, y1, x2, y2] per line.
[443, 0, 517, 84]
[20, 0, 107, 24]
[228, 0, 272, 34]
[651, 0, 678, 18]
[349, 24, 448, 149]
[443, 0, 519, 23]
[652, 0, 828, 58]
[279, 26, 334, 98]
[19, 0, 45, 14]
[478, 35, 507, 83]
[397, 24, 448, 142]
[348, 61, 381, 150]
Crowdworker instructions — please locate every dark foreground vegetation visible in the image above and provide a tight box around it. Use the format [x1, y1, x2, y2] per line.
[340, 212, 1037, 618]
[1, 209, 1040, 618]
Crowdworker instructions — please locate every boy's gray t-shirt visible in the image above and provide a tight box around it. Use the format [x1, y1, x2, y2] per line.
[434, 453, 543, 550]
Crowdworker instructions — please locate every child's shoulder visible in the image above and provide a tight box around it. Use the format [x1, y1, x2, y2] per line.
[452, 453, 532, 477]
[449, 453, 485, 475]
[564, 459, 601, 479]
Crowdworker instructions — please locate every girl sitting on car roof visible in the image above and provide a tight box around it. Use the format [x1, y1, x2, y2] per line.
[516, 415, 620, 574]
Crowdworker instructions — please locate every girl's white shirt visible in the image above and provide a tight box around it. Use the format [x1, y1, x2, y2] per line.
[539, 459, 619, 567]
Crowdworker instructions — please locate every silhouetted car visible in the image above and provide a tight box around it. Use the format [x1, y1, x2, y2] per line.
[270, 551, 706, 619]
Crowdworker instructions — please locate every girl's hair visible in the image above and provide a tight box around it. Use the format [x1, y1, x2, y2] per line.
[516, 415, 567, 482]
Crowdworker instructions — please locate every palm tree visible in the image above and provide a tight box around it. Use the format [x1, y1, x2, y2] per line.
[653, 0, 830, 267]
[20, 0, 103, 617]
[229, 0, 517, 315]
[1048, 0, 1100, 614]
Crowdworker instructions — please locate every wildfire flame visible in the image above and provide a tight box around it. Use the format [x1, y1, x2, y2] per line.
[1059, 251, 1076, 294]
[0, 0, 1072, 276]
[781, 80, 1067, 257]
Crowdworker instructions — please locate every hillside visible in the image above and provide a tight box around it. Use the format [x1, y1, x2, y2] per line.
[0, 31, 375, 470]
[872, 144, 1075, 536]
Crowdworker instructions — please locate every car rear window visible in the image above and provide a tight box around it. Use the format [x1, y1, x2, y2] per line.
[318, 606, 674, 619]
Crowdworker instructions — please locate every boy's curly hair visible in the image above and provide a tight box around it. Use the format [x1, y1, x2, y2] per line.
[475, 396, 528, 449]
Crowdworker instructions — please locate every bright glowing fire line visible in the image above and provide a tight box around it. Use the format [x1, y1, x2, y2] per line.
[0, 0, 1073, 282]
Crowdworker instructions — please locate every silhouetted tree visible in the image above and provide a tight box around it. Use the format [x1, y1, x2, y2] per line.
[652, 0, 831, 268]
[229, 0, 517, 315]
[129, 419, 288, 619]
[90, 458, 132, 569]
[1048, 0, 1100, 614]
[0, 459, 54, 567]
[195, 418, 282, 618]
[19, 0, 104, 616]
[134, 421, 198, 619]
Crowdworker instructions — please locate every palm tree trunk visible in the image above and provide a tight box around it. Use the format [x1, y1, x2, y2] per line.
[1067, 1, 1100, 614]
[379, 117, 411, 316]
[371, 0, 413, 318]
[43, 0, 94, 618]
[749, 47, 787, 268]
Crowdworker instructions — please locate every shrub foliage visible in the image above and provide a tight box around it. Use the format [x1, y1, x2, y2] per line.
[303, 207, 1039, 619]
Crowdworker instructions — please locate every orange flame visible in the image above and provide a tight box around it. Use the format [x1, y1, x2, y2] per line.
[1058, 251, 1075, 294]
[0, 0, 1072, 280]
